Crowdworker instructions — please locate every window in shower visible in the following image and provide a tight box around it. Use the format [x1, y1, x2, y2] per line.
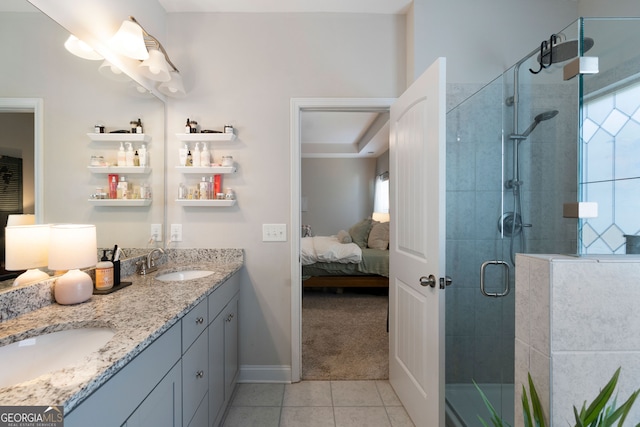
[580, 78, 640, 254]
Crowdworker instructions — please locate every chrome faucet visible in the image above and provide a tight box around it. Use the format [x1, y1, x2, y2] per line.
[137, 248, 165, 275]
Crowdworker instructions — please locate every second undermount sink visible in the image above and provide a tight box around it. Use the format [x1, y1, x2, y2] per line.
[155, 270, 214, 282]
[0, 327, 115, 388]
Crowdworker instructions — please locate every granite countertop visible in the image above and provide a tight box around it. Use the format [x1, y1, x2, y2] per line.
[0, 249, 243, 413]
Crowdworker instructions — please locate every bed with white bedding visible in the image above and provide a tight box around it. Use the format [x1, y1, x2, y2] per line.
[301, 219, 389, 288]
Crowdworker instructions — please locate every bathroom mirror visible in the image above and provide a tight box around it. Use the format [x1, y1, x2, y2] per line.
[0, 2, 166, 288]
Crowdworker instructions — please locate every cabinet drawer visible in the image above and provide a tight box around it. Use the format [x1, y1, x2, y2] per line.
[208, 273, 240, 322]
[182, 330, 209, 426]
[182, 298, 208, 353]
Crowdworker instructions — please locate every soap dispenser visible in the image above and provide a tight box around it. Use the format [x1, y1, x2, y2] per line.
[193, 142, 201, 167]
[139, 143, 147, 167]
[95, 250, 114, 291]
[179, 144, 188, 166]
[200, 142, 209, 167]
[125, 142, 134, 166]
[117, 142, 126, 167]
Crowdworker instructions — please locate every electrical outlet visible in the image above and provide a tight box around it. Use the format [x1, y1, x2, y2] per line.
[150, 224, 162, 241]
[170, 224, 182, 242]
[262, 224, 287, 242]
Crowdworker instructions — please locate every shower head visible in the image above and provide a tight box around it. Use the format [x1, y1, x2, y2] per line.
[536, 37, 595, 65]
[511, 110, 559, 139]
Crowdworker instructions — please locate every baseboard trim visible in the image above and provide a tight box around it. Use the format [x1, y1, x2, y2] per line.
[238, 365, 292, 383]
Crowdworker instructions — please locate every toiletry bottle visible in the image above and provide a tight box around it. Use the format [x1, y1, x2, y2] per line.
[199, 177, 208, 200]
[186, 149, 193, 166]
[179, 144, 188, 166]
[134, 150, 140, 166]
[201, 142, 210, 167]
[117, 176, 128, 199]
[208, 176, 214, 199]
[193, 142, 201, 167]
[117, 142, 126, 167]
[108, 174, 119, 199]
[95, 250, 114, 291]
[136, 118, 143, 134]
[125, 142, 134, 166]
[214, 174, 222, 195]
[139, 143, 147, 167]
[185, 118, 191, 134]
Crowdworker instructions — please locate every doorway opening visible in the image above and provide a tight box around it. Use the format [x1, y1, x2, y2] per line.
[290, 98, 395, 382]
[0, 98, 43, 279]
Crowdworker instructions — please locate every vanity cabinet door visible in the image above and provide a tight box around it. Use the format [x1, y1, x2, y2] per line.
[182, 330, 209, 427]
[123, 361, 182, 427]
[223, 296, 239, 399]
[208, 309, 225, 425]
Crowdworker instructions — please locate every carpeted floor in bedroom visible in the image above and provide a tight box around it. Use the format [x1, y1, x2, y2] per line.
[302, 288, 389, 380]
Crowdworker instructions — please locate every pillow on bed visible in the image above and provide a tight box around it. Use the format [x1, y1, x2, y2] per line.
[337, 229, 352, 243]
[368, 221, 389, 250]
[349, 218, 374, 248]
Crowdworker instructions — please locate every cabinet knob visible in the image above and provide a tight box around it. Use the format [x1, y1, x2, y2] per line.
[196, 370, 204, 379]
[226, 313, 234, 322]
[196, 317, 204, 325]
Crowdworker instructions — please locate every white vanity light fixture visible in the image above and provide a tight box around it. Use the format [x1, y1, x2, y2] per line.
[158, 70, 186, 98]
[109, 18, 149, 61]
[5, 224, 51, 287]
[48, 224, 97, 305]
[98, 60, 132, 82]
[139, 48, 171, 82]
[64, 35, 103, 61]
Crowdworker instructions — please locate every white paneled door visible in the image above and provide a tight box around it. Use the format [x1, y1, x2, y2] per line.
[389, 58, 447, 427]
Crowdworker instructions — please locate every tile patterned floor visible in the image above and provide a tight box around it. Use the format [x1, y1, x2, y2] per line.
[222, 380, 415, 427]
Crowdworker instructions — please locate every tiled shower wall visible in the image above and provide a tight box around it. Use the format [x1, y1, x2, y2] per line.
[515, 254, 640, 427]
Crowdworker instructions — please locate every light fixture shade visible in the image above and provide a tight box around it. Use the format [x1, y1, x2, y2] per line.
[139, 49, 171, 82]
[158, 71, 186, 97]
[6, 214, 35, 226]
[110, 19, 149, 60]
[99, 60, 131, 82]
[64, 35, 103, 60]
[5, 225, 50, 270]
[48, 224, 97, 271]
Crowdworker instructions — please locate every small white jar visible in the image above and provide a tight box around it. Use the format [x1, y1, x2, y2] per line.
[222, 156, 234, 167]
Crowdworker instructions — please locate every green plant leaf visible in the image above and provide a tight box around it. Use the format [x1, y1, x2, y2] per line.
[522, 385, 534, 427]
[474, 381, 510, 427]
[581, 367, 621, 425]
[527, 373, 547, 427]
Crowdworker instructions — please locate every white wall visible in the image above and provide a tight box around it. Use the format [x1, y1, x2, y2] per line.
[579, 0, 640, 17]
[164, 13, 405, 376]
[301, 158, 376, 236]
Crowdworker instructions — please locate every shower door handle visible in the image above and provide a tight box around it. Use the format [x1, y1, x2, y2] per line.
[480, 260, 511, 297]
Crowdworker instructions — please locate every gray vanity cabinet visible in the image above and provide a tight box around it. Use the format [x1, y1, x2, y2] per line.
[65, 322, 182, 427]
[209, 276, 240, 427]
[64, 271, 240, 427]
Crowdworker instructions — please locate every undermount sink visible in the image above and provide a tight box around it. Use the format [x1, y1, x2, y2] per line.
[0, 327, 115, 388]
[155, 270, 214, 282]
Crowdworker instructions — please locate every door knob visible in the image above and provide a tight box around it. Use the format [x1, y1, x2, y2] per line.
[419, 275, 436, 288]
[440, 276, 452, 289]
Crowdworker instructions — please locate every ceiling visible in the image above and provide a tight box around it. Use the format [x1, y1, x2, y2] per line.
[157, 0, 412, 14]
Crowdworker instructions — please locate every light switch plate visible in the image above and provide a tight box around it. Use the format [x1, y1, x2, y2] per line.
[263, 224, 287, 242]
